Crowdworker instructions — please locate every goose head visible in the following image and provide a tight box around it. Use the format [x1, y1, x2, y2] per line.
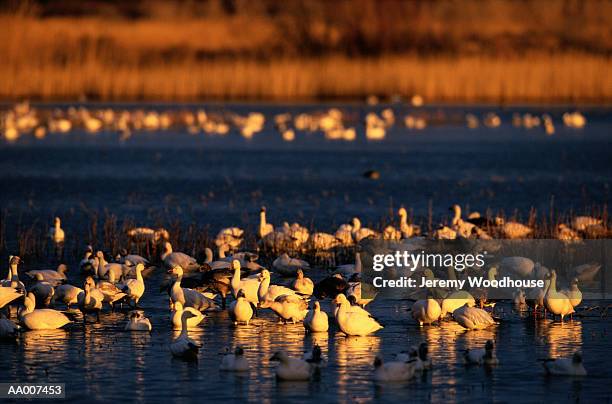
[57, 264, 68, 274]
[296, 268, 304, 279]
[332, 293, 348, 306]
[313, 301, 321, 311]
[84, 276, 96, 289]
[181, 310, 197, 322]
[351, 217, 361, 230]
[231, 260, 241, 272]
[258, 269, 270, 281]
[398, 207, 407, 218]
[135, 263, 145, 273]
[570, 278, 579, 290]
[54, 217, 61, 227]
[167, 265, 184, 277]
[163, 242, 173, 254]
[236, 289, 246, 299]
[174, 301, 184, 312]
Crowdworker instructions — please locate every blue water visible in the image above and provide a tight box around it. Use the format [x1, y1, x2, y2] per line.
[0, 103, 611, 402]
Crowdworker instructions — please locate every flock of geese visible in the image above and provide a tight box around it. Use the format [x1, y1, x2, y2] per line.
[1, 101, 588, 143]
[0, 204, 604, 381]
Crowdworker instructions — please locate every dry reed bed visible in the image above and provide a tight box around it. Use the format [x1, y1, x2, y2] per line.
[1, 53, 610, 102]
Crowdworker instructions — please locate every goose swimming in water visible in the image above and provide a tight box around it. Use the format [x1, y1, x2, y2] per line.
[333, 293, 383, 336]
[464, 340, 499, 365]
[78, 282, 103, 323]
[49, 217, 65, 244]
[304, 301, 329, 332]
[292, 269, 314, 295]
[541, 352, 586, 376]
[220, 346, 249, 372]
[172, 301, 205, 329]
[167, 266, 217, 312]
[228, 289, 254, 325]
[270, 351, 314, 381]
[120, 263, 145, 307]
[20, 293, 71, 330]
[125, 310, 152, 331]
[170, 311, 202, 361]
[161, 242, 201, 273]
[373, 356, 417, 382]
[452, 303, 495, 330]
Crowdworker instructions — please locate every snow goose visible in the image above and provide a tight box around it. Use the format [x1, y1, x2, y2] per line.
[20, 293, 71, 330]
[228, 289, 254, 325]
[258, 269, 297, 303]
[382, 225, 401, 241]
[170, 311, 202, 361]
[120, 263, 145, 307]
[127, 227, 169, 244]
[308, 232, 340, 250]
[214, 227, 244, 251]
[572, 216, 602, 232]
[333, 293, 383, 336]
[334, 223, 354, 246]
[527, 276, 550, 314]
[398, 207, 420, 238]
[258, 206, 274, 238]
[544, 270, 574, 321]
[452, 303, 495, 330]
[28, 273, 55, 307]
[1, 256, 24, 290]
[351, 218, 379, 242]
[346, 277, 376, 307]
[499, 220, 533, 239]
[373, 356, 417, 382]
[292, 269, 314, 296]
[440, 289, 476, 318]
[450, 205, 476, 238]
[562, 278, 582, 308]
[52, 284, 83, 309]
[49, 217, 65, 244]
[161, 242, 201, 273]
[411, 297, 441, 326]
[259, 294, 308, 324]
[115, 249, 150, 267]
[433, 225, 457, 240]
[304, 301, 329, 332]
[272, 253, 310, 277]
[92, 275, 127, 309]
[26, 264, 68, 286]
[270, 351, 313, 381]
[94, 251, 124, 281]
[78, 282, 103, 323]
[79, 247, 96, 274]
[541, 352, 586, 376]
[500, 256, 535, 279]
[167, 266, 216, 311]
[0, 314, 19, 338]
[334, 251, 362, 278]
[464, 340, 499, 365]
[172, 301, 205, 329]
[220, 346, 250, 372]
[0, 286, 23, 310]
[124, 310, 152, 331]
[571, 263, 601, 282]
[230, 260, 261, 304]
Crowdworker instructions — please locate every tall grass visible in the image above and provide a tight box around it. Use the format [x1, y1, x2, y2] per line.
[1, 7, 611, 102]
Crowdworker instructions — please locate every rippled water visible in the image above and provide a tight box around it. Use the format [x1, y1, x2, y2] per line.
[0, 104, 611, 402]
[1, 269, 610, 402]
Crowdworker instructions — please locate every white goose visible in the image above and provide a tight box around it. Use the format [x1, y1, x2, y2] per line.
[161, 242, 201, 272]
[20, 293, 71, 330]
[334, 293, 383, 336]
[26, 264, 68, 286]
[230, 260, 261, 305]
[308, 232, 340, 250]
[398, 207, 419, 238]
[334, 251, 362, 278]
[373, 356, 417, 382]
[170, 311, 202, 361]
[92, 275, 127, 308]
[49, 217, 65, 244]
[334, 223, 354, 246]
[172, 301, 205, 329]
[351, 217, 379, 242]
[168, 266, 216, 311]
[464, 340, 499, 365]
[270, 351, 313, 381]
[563, 278, 582, 308]
[292, 269, 314, 295]
[541, 352, 587, 376]
[0, 286, 23, 310]
[228, 289, 254, 325]
[452, 303, 495, 330]
[258, 206, 274, 238]
[95, 251, 124, 281]
[411, 298, 441, 326]
[214, 227, 244, 251]
[1, 256, 24, 290]
[544, 270, 574, 321]
[124, 310, 152, 331]
[259, 294, 308, 324]
[77, 282, 103, 323]
[572, 216, 601, 231]
[52, 284, 83, 309]
[272, 253, 310, 277]
[304, 301, 329, 332]
[120, 263, 145, 307]
[220, 346, 250, 372]
[258, 269, 297, 303]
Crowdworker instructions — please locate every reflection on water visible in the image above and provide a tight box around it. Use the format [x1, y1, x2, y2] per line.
[0, 272, 610, 402]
